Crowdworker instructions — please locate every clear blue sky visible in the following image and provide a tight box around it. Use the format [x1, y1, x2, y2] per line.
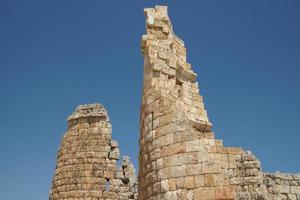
[0, 1, 299, 199]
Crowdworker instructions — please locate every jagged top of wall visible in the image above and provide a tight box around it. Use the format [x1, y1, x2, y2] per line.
[141, 5, 212, 129]
[67, 103, 109, 121]
[142, 6, 184, 49]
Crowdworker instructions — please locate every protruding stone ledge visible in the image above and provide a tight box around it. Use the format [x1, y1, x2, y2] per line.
[191, 118, 213, 132]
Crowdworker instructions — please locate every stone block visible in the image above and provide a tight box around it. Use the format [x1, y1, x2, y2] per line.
[164, 191, 177, 200]
[110, 140, 118, 148]
[204, 174, 216, 187]
[202, 162, 222, 174]
[161, 179, 169, 192]
[161, 142, 186, 157]
[186, 163, 202, 175]
[215, 186, 236, 200]
[109, 147, 120, 160]
[184, 176, 195, 189]
[291, 186, 300, 194]
[176, 177, 185, 189]
[186, 140, 206, 152]
[194, 187, 215, 200]
[194, 175, 204, 187]
[168, 178, 177, 190]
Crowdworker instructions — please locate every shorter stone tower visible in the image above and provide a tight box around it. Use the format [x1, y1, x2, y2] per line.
[49, 103, 138, 200]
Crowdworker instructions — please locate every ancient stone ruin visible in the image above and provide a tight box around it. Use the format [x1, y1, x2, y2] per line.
[49, 5, 300, 200]
[49, 104, 137, 199]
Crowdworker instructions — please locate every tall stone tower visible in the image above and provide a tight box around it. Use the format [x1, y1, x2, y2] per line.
[49, 104, 137, 200]
[138, 5, 300, 200]
[138, 5, 217, 199]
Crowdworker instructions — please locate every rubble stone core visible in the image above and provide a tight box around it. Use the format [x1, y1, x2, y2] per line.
[49, 104, 138, 200]
[138, 5, 300, 200]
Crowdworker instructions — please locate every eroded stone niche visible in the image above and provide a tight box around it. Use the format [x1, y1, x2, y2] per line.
[49, 104, 138, 200]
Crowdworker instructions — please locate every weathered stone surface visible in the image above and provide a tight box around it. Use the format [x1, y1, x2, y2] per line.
[49, 104, 137, 200]
[49, 5, 299, 200]
[138, 5, 299, 200]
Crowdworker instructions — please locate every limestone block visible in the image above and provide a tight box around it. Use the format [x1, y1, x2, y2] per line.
[186, 163, 202, 176]
[153, 182, 161, 194]
[168, 178, 177, 191]
[161, 142, 186, 157]
[215, 174, 230, 186]
[287, 194, 297, 200]
[291, 186, 300, 194]
[163, 154, 187, 167]
[144, 8, 155, 25]
[161, 179, 169, 192]
[110, 140, 118, 148]
[109, 147, 120, 160]
[215, 186, 236, 200]
[202, 162, 222, 174]
[275, 184, 291, 194]
[230, 177, 243, 185]
[184, 176, 195, 189]
[172, 179, 184, 191]
[156, 158, 163, 170]
[186, 140, 206, 152]
[244, 176, 263, 185]
[194, 175, 204, 187]
[204, 174, 216, 187]
[177, 189, 193, 200]
[194, 187, 215, 200]
[164, 191, 177, 200]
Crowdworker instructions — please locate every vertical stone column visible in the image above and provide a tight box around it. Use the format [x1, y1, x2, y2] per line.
[138, 6, 298, 200]
[138, 6, 216, 200]
[49, 103, 137, 200]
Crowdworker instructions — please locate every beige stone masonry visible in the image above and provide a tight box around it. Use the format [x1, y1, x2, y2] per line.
[49, 5, 299, 200]
[49, 104, 138, 200]
[138, 5, 300, 200]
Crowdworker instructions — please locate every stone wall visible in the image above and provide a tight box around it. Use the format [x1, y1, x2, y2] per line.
[49, 104, 137, 200]
[263, 173, 300, 200]
[138, 5, 300, 200]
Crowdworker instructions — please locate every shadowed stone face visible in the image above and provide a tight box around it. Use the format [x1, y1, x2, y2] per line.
[49, 103, 137, 200]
